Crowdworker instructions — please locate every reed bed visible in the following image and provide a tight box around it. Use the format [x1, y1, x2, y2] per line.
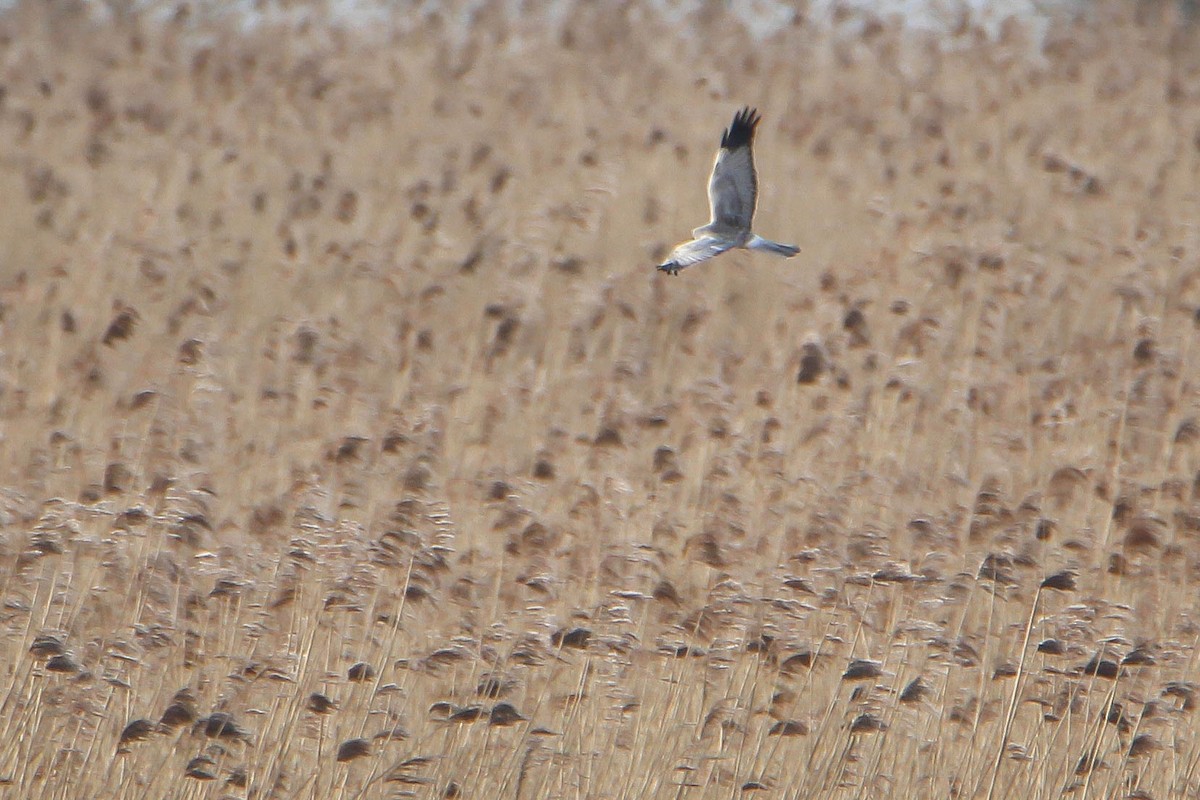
[1, 1, 1200, 797]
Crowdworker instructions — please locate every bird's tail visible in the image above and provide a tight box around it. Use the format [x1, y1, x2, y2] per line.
[748, 235, 799, 258]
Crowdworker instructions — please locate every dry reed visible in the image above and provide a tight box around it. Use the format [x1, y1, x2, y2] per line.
[1, 1, 1200, 798]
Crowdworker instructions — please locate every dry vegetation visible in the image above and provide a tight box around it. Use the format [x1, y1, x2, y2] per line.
[3, 0, 1200, 797]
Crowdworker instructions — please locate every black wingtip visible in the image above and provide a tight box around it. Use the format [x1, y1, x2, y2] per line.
[720, 107, 761, 150]
[657, 262, 680, 276]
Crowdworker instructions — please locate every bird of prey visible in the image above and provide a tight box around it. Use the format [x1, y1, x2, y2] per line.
[658, 107, 799, 275]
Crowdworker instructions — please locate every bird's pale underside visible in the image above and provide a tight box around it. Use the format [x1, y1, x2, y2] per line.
[658, 107, 799, 275]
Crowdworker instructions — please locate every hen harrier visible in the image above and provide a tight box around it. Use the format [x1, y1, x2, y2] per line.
[658, 107, 799, 275]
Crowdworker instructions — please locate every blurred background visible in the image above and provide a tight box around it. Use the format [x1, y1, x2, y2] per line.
[3, 1, 1200, 798]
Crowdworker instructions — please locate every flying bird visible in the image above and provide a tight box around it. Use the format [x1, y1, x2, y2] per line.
[658, 107, 799, 275]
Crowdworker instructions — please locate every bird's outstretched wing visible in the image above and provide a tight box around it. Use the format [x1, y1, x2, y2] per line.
[707, 107, 760, 231]
[658, 236, 737, 275]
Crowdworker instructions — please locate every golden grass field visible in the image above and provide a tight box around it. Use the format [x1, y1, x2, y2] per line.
[3, 0, 1200, 797]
